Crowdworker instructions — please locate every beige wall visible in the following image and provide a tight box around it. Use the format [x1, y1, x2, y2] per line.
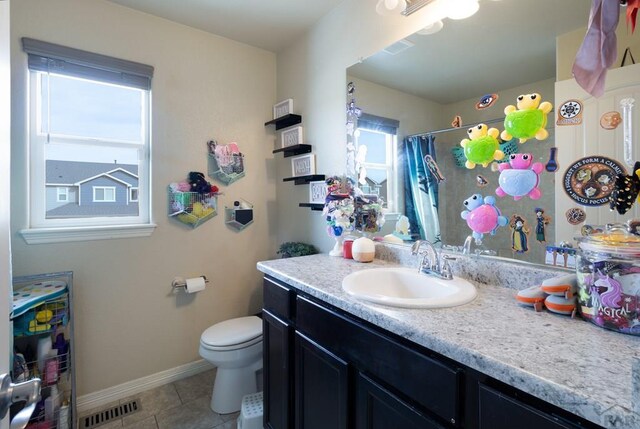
[557, 11, 640, 81]
[10, 0, 276, 395]
[275, 0, 446, 252]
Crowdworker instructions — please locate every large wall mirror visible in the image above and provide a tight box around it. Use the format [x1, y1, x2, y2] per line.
[346, 0, 633, 266]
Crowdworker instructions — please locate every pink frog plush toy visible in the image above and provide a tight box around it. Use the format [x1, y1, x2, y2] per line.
[461, 194, 508, 244]
[496, 154, 544, 200]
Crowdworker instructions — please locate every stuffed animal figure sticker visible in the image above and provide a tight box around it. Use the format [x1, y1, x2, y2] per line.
[501, 93, 553, 143]
[510, 215, 530, 254]
[461, 194, 508, 245]
[495, 154, 544, 200]
[460, 124, 505, 169]
[534, 208, 550, 243]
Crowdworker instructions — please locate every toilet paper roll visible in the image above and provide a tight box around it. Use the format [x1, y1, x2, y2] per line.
[185, 277, 206, 293]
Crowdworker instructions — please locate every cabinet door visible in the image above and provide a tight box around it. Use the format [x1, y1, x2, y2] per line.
[263, 310, 293, 429]
[356, 373, 444, 429]
[478, 384, 577, 429]
[295, 332, 349, 429]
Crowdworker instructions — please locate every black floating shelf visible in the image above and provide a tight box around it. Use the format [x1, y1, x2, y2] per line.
[273, 144, 312, 158]
[299, 203, 324, 211]
[264, 114, 302, 131]
[283, 174, 325, 185]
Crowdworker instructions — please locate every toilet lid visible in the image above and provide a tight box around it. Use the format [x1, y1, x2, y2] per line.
[201, 316, 262, 348]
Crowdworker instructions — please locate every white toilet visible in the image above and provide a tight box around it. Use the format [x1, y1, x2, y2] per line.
[199, 316, 263, 414]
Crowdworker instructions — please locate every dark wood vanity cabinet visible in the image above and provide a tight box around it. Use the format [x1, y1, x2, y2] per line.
[262, 275, 602, 429]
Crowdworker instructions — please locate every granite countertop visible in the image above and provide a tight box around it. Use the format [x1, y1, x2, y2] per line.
[257, 253, 640, 429]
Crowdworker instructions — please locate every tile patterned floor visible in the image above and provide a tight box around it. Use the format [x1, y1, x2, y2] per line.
[79, 369, 239, 429]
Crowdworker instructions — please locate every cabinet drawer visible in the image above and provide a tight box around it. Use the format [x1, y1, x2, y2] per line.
[264, 276, 294, 320]
[296, 296, 461, 426]
[478, 384, 577, 429]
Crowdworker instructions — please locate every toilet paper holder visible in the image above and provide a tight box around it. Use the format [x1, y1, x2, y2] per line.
[171, 275, 209, 291]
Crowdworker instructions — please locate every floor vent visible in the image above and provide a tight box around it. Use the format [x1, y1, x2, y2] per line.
[80, 399, 140, 429]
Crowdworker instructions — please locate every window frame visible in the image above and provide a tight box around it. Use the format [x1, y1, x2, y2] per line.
[56, 187, 68, 202]
[21, 71, 155, 244]
[355, 128, 399, 214]
[92, 186, 116, 203]
[129, 187, 139, 203]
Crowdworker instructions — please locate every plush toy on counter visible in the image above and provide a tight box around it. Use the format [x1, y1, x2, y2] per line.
[501, 93, 553, 143]
[495, 154, 544, 200]
[461, 193, 508, 245]
[460, 124, 505, 169]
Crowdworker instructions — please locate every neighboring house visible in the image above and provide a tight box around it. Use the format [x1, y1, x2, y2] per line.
[45, 160, 139, 218]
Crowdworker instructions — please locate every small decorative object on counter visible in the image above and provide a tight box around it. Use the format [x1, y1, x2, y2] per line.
[343, 237, 355, 259]
[460, 194, 508, 245]
[460, 124, 504, 169]
[323, 176, 355, 257]
[576, 221, 640, 335]
[352, 237, 375, 263]
[501, 93, 553, 143]
[495, 154, 544, 200]
[545, 244, 577, 268]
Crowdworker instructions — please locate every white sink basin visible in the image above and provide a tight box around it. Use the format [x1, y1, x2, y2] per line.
[342, 267, 477, 309]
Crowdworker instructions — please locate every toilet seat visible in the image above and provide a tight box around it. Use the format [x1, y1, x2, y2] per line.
[200, 316, 262, 351]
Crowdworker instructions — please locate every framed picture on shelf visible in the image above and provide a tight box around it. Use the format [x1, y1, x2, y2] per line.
[281, 126, 303, 148]
[309, 180, 328, 204]
[273, 99, 293, 119]
[291, 154, 315, 177]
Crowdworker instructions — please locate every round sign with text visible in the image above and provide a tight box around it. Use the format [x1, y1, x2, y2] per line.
[563, 156, 626, 206]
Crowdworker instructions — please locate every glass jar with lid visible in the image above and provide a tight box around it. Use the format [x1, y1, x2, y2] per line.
[575, 220, 640, 335]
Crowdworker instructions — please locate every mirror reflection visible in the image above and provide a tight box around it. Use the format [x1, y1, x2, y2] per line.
[347, 0, 593, 266]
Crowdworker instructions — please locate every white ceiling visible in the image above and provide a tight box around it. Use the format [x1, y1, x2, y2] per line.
[106, 0, 345, 52]
[348, 0, 592, 104]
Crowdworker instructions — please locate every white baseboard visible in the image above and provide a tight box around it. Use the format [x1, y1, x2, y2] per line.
[76, 359, 212, 413]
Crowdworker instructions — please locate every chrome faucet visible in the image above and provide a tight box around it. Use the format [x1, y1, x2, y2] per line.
[462, 235, 497, 256]
[411, 240, 455, 280]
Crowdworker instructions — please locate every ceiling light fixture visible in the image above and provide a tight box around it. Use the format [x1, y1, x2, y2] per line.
[376, 0, 407, 16]
[446, 0, 480, 20]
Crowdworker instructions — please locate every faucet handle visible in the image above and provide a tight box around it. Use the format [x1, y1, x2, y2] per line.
[441, 258, 455, 280]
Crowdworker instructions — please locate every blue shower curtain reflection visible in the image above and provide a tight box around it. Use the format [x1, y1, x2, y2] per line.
[403, 135, 441, 244]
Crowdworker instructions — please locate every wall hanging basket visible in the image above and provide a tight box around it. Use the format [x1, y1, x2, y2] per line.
[225, 199, 254, 231]
[207, 140, 245, 185]
[168, 188, 218, 228]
